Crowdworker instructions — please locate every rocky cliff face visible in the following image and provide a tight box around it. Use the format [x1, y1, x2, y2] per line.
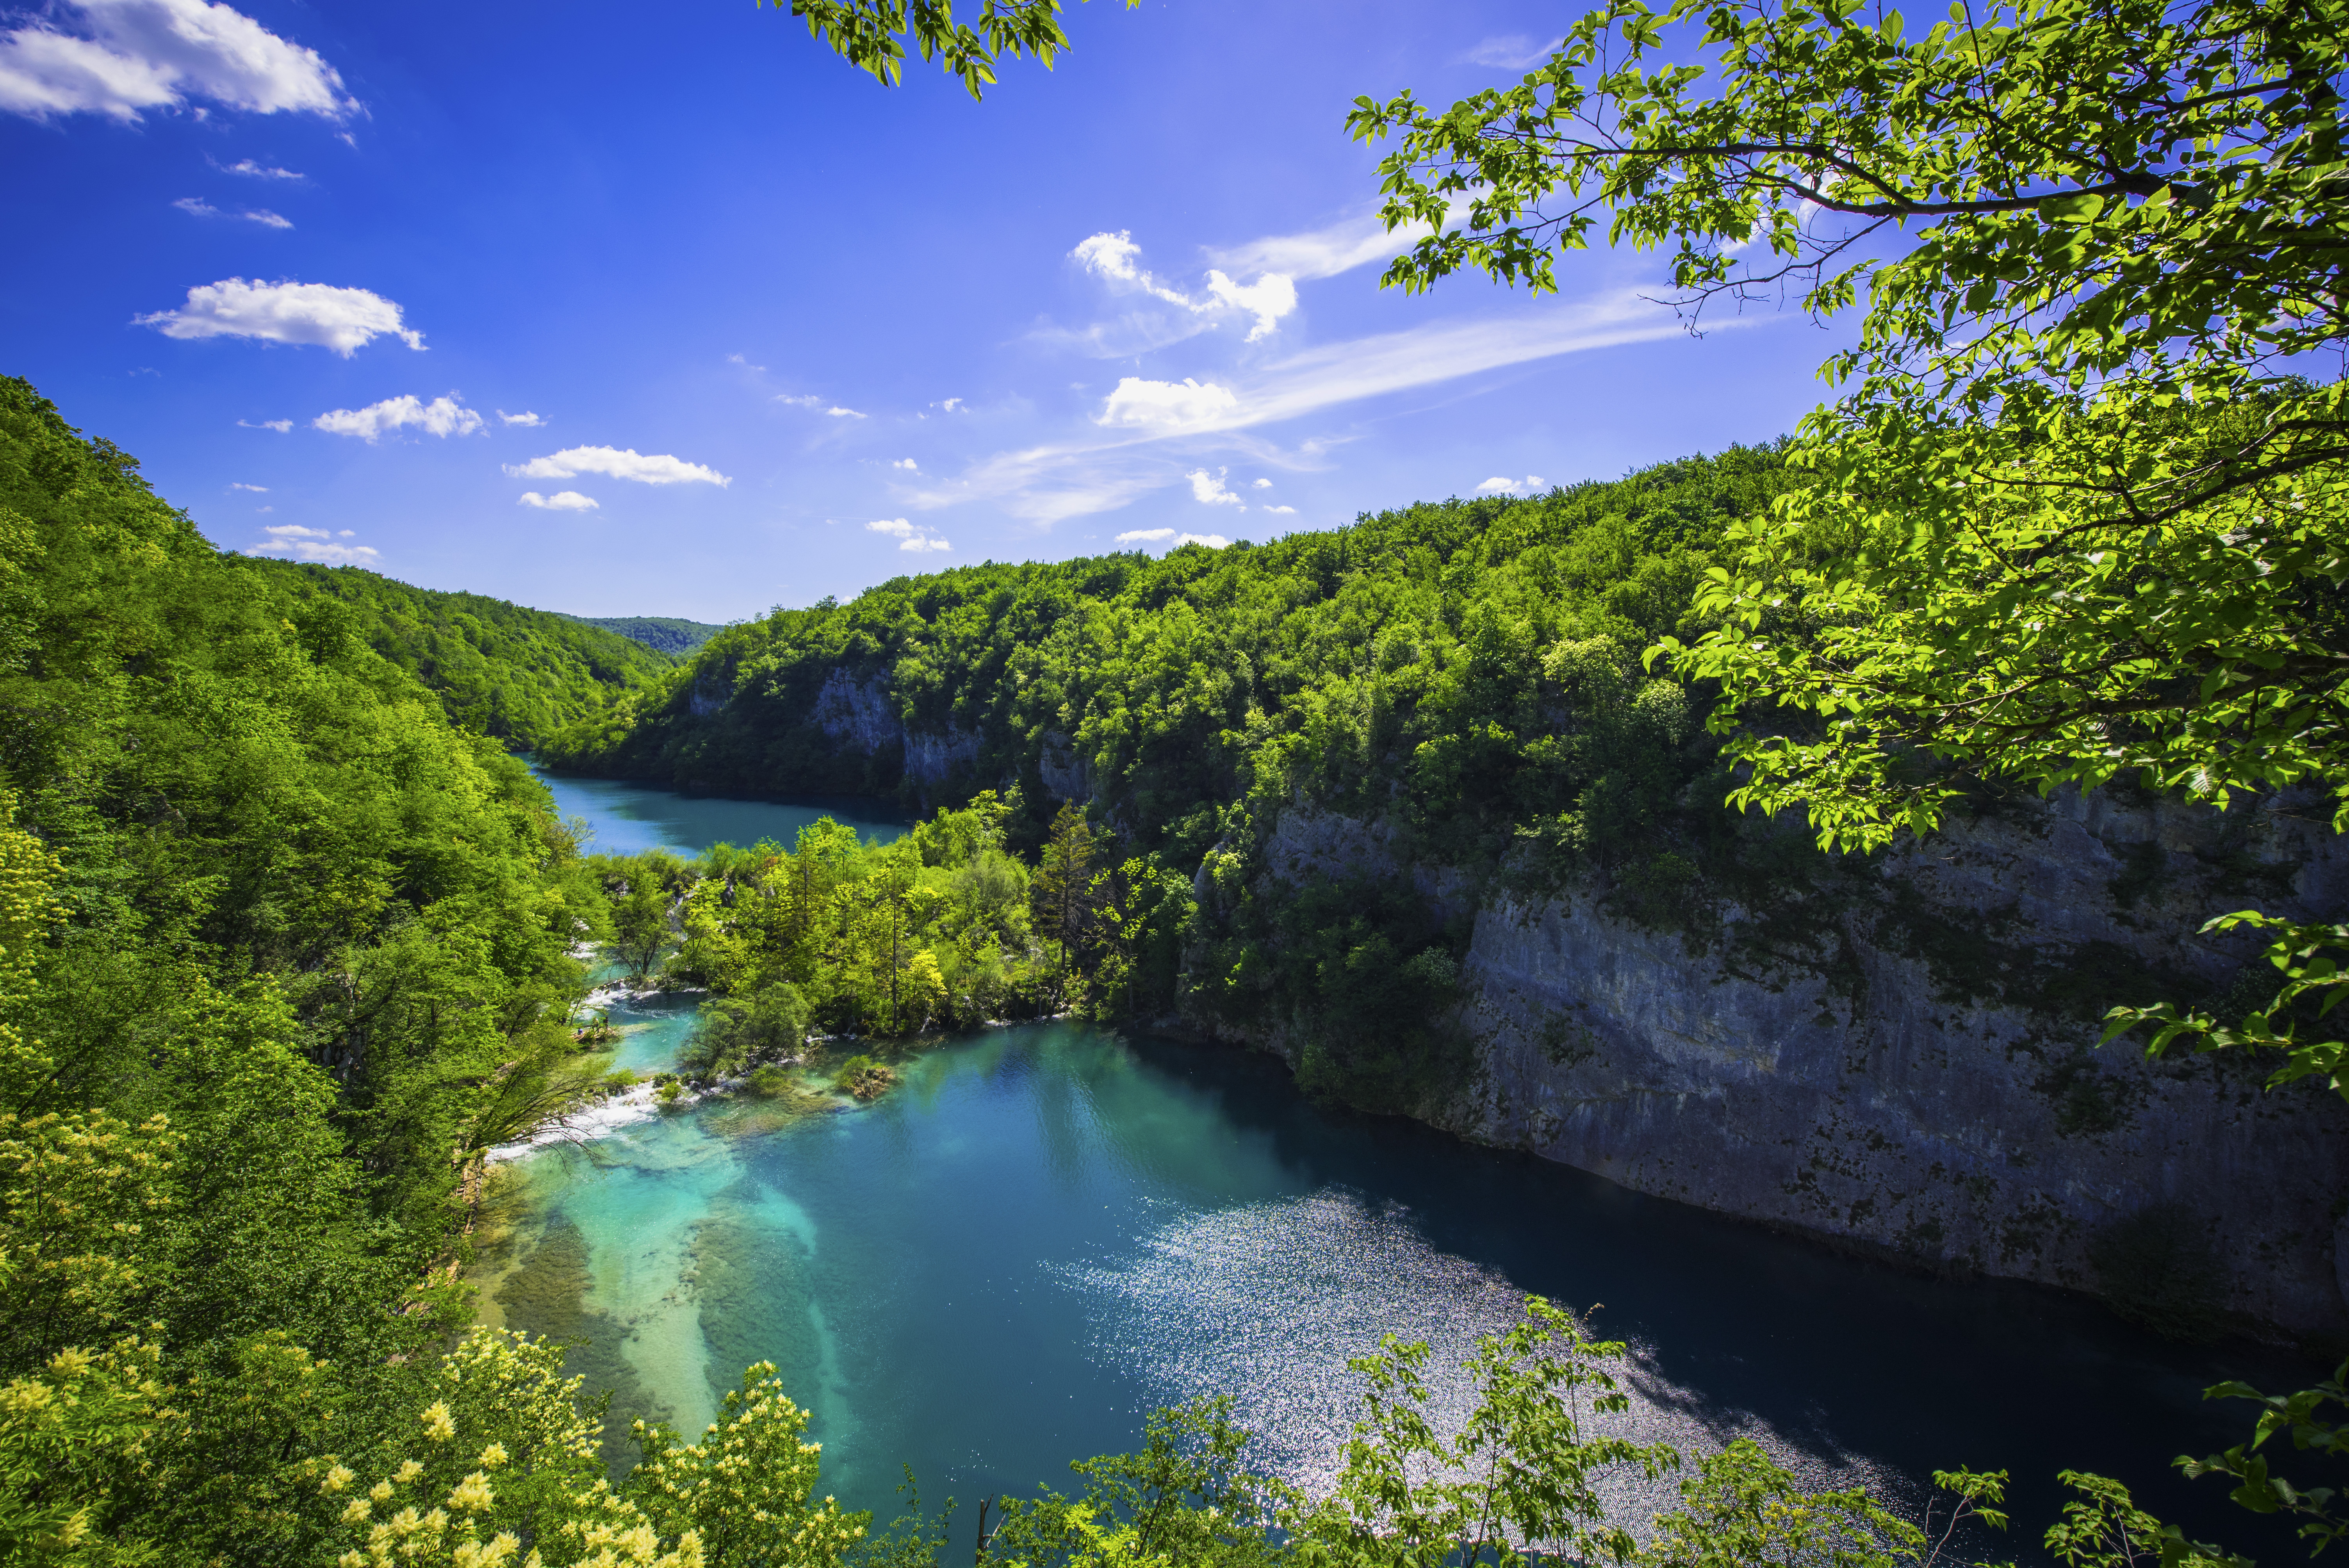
[1222, 791, 2349, 1338]
[809, 669, 982, 791]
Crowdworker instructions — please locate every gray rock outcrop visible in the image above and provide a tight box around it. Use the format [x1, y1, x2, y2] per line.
[1208, 788, 2349, 1337]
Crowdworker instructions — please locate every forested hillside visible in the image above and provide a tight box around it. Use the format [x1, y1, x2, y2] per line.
[234, 558, 675, 750]
[544, 444, 1790, 878]
[0, 374, 636, 1560]
[557, 613, 725, 656]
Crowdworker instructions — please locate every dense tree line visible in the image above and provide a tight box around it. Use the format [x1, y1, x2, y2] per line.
[542, 445, 1784, 880]
[235, 559, 675, 751]
[555, 615, 725, 658]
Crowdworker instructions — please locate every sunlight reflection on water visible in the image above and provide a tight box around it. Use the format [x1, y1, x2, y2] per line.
[1067, 1187, 1907, 1527]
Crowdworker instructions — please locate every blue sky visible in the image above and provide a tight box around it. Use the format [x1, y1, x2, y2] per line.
[2, 0, 1847, 622]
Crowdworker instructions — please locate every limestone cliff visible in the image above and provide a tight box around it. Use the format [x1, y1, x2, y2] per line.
[809, 668, 982, 791]
[1217, 791, 2349, 1338]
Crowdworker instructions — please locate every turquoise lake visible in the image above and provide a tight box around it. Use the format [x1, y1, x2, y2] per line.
[488, 767, 2306, 1557]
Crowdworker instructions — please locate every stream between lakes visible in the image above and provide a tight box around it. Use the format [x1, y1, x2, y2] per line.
[479, 768, 2310, 1557]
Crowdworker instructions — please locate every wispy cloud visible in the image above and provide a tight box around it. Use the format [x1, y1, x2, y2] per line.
[1461, 34, 1562, 69]
[826, 406, 866, 419]
[139, 278, 422, 355]
[1114, 527, 1173, 544]
[0, 0, 355, 123]
[172, 195, 291, 227]
[1475, 474, 1549, 495]
[1262, 504, 1296, 514]
[228, 481, 267, 492]
[891, 458, 919, 471]
[506, 446, 729, 486]
[497, 409, 544, 427]
[912, 290, 1704, 524]
[237, 417, 291, 432]
[519, 490, 598, 511]
[314, 393, 482, 441]
[215, 155, 301, 179]
[248, 522, 377, 565]
[1200, 203, 1463, 284]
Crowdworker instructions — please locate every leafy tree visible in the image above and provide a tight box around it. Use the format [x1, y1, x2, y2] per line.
[681, 983, 813, 1078]
[1349, 0, 2349, 1090]
[763, 0, 1131, 102]
[1032, 802, 1101, 978]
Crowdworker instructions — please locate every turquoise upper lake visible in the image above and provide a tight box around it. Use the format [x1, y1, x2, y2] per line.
[491, 768, 2303, 1558]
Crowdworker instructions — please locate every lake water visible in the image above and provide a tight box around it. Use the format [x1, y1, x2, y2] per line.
[489, 768, 2309, 1559]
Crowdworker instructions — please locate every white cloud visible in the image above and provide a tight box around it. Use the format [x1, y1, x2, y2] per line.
[891, 457, 919, 471]
[775, 393, 822, 408]
[313, 393, 483, 442]
[505, 446, 729, 487]
[1202, 269, 1297, 342]
[1098, 376, 1239, 432]
[248, 522, 377, 565]
[217, 156, 299, 178]
[939, 397, 964, 413]
[1186, 468, 1244, 508]
[497, 409, 544, 427]
[826, 406, 865, 419]
[172, 194, 291, 226]
[1114, 527, 1174, 544]
[237, 417, 291, 432]
[1070, 230, 1299, 345]
[228, 480, 266, 491]
[1251, 478, 1272, 489]
[1263, 504, 1296, 514]
[0, 0, 355, 123]
[1072, 232, 1192, 308]
[1475, 474, 1549, 495]
[1462, 34, 1562, 69]
[1174, 533, 1230, 549]
[518, 490, 598, 511]
[137, 278, 423, 355]
[867, 517, 948, 552]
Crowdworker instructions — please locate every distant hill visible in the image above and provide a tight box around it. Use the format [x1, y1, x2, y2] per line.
[556, 614, 726, 656]
[232, 558, 676, 750]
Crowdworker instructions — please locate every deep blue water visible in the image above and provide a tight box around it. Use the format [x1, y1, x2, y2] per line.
[531, 765, 911, 857]
[483, 771, 2312, 1561]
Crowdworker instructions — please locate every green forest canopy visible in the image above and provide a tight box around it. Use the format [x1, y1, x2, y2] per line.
[555, 614, 727, 657]
[233, 558, 676, 751]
